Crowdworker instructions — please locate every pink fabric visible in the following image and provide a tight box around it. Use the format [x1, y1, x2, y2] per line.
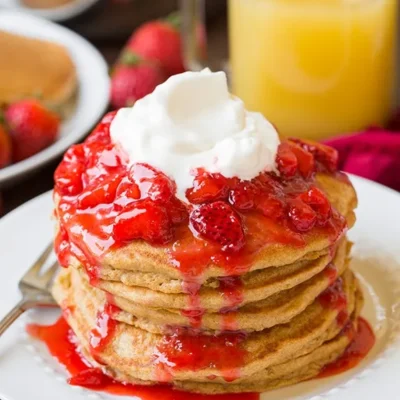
[323, 128, 400, 191]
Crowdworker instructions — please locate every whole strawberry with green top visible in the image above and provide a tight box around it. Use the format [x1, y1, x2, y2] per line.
[127, 13, 185, 77]
[110, 52, 166, 109]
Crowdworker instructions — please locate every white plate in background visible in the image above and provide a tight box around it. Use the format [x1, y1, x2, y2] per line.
[0, 11, 109, 188]
[0, 0, 100, 22]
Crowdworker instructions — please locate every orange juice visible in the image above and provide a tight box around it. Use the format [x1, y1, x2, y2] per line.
[229, 0, 398, 140]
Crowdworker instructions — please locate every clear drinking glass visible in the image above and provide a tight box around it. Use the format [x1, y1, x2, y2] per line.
[181, 0, 399, 140]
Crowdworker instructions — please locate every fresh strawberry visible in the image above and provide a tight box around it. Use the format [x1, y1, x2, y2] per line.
[5, 100, 60, 162]
[186, 170, 229, 204]
[127, 16, 185, 77]
[110, 53, 165, 109]
[290, 138, 338, 173]
[287, 198, 316, 232]
[276, 143, 297, 178]
[113, 199, 173, 244]
[190, 201, 245, 252]
[68, 368, 108, 388]
[0, 123, 11, 168]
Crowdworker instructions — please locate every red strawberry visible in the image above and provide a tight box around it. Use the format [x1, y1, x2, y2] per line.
[290, 138, 338, 173]
[68, 368, 108, 388]
[299, 186, 331, 226]
[186, 170, 229, 204]
[190, 201, 245, 252]
[113, 199, 173, 244]
[288, 141, 315, 178]
[85, 111, 117, 145]
[276, 143, 297, 178]
[256, 195, 285, 219]
[0, 123, 11, 168]
[127, 17, 185, 77]
[228, 182, 259, 210]
[110, 53, 165, 109]
[287, 198, 316, 232]
[5, 100, 60, 162]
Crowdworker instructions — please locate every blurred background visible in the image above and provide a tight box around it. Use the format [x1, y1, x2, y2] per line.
[0, 0, 399, 216]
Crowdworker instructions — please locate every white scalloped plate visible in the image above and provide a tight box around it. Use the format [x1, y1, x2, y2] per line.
[0, 175, 400, 400]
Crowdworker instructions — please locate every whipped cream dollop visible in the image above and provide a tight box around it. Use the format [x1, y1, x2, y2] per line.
[110, 69, 280, 202]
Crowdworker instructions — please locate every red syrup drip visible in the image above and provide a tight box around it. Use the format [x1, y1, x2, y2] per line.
[218, 276, 244, 331]
[181, 280, 205, 329]
[318, 277, 347, 311]
[26, 316, 258, 400]
[318, 317, 375, 378]
[89, 302, 120, 358]
[154, 327, 248, 383]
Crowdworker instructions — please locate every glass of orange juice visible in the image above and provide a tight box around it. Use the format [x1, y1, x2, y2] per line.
[181, 0, 398, 140]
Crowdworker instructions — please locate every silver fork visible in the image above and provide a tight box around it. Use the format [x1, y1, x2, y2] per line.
[0, 243, 59, 337]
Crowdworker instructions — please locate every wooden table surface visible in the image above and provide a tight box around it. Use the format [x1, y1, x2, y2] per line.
[1, 0, 227, 216]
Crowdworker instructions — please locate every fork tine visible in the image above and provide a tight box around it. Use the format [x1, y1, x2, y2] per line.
[42, 261, 59, 285]
[23, 242, 53, 279]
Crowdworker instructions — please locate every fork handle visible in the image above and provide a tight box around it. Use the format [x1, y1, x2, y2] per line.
[0, 300, 28, 337]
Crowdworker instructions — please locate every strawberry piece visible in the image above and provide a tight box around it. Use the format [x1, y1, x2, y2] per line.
[167, 197, 188, 224]
[228, 182, 259, 210]
[189, 201, 245, 252]
[54, 161, 84, 196]
[127, 18, 185, 77]
[287, 198, 316, 232]
[5, 100, 60, 162]
[186, 170, 229, 204]
[85, 111, 117, 145]
[113, 199, 173, 244]
[300, 186, 332, 226]
[110, 55, 165, 109]
[256, 195, 285, 219]
[130, 163, 176, 203]
[290, 138, 338, 172]
[68, 368, 108, 388]
[0, 124, 11, 168]
[78, 174, 122, 209]
[288, 141, 315, 178]
[276, 143, 298, 178]
[115, 176, 141, 203]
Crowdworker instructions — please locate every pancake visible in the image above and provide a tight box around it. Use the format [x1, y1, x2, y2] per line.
[91, 238, 349, 314]
[0, 30, 77, 113]
[52, 265, 358, 387]
[61, 173, 357, 282]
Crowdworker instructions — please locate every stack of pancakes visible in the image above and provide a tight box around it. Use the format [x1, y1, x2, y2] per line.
[53, 174, 362, 394]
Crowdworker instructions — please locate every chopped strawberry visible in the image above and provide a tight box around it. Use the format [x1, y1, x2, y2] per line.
[290, 138, 338, 173]
[110, 54, 165, 109]
[167, 197, 188, 224]
[256, 195, 285, 219]
[186, 170, 229, 204]
[68, 368, 108, 388]
[78, 174, 122, 209]
[287, 198, 316, 232]
[54, 161, 84, 196]
[115, 176, 141, 201]
[0, 123, 11, 168]
[190, 201, 245, 252]
[299, 186, 331, 226]
[113, 199, 173, 244]
[85, 111, 117, 145]
[228, 182, 259, 210]
[288, 141, 315, 178]
[129, 163, 176, 203]
[127, 17, 185, 77]
[276, 143, 298, 178]
[5, 100, 60, 162]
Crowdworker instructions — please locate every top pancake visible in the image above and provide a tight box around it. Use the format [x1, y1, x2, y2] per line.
[64, 173, 357, 281]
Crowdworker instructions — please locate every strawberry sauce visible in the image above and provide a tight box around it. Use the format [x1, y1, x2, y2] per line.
[318, 317, 375, 378]
[26, 316, 259, 400]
